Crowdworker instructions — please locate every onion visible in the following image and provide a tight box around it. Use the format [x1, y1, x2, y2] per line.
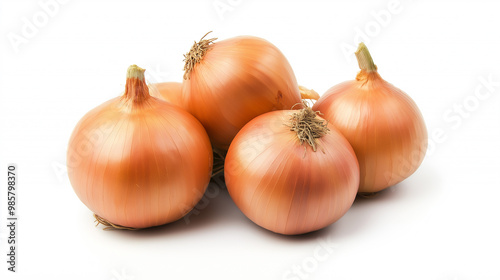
[150, 82, 318, 113]
[182, 32, 303, 150]
[67, 65, 213, 229]
[149, 81, 185, 110]
[313, 43, 427, 194]
[224, 107, 359, 235]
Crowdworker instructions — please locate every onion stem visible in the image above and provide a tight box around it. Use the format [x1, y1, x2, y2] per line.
[126, 64, 146, 80]
[355, 43, 377, 72]
[122, 64, 150, 104]
[299, 85, 320, 100]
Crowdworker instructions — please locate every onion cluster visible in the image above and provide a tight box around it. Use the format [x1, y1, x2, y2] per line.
[68, 35, 427, 235]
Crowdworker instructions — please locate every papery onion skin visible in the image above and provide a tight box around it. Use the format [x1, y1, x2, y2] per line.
[224, 110, 359, 235]
[67, 65, 212, 229]
[313, 43, 427, 193]
[182, 34, 303, 150]
[150, 82, 187, 110]
[299, 85, 320, 100]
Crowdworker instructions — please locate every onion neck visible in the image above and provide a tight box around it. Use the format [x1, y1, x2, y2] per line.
[183, 31, 217, 80]
[355, 43, 381, 82]
[299, 85, 320, 100]
[122, 64, 150, 104]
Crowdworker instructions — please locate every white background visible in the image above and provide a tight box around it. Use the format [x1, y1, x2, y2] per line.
[1, 0, 500, 279]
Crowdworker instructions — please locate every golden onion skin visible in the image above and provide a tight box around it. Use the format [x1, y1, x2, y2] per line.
[224, 110, 359, 235]
[313, 49, 427, 193]
[67, 66, 213, 229]
[182, 35, 302, 151]
[150, 82, 187, 111]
